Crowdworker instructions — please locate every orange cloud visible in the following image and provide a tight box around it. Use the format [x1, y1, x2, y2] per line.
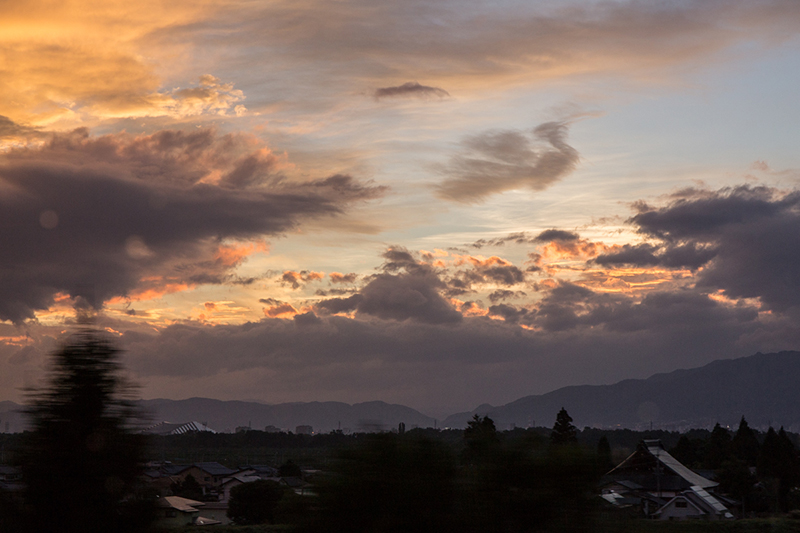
[214, 241, 269, 267]
[329, 272, 358, 284]
[192, 300, 254, 324]
[0, 0, 231, 129]
[263, 302, 299, 318]
[0, 335, 30, 347]
[105, 280, 195, 305]
[281, 270, 324, 289]
[468, 255, 514, 268]
[539, 239, 610, 262]
[451, 298, 488, 317]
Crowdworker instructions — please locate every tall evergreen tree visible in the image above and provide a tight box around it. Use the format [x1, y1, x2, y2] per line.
[756, 427, 799, 512]
[704, 423, 732, 470]
[20, 331, 151, 533]
[670, 435, 702, 468]
[550, 408, 578, 446]
[731, 416, 760, 466]
[597, 435, 613, 473]
[757, 427, 781, 479]
[462, 415, 500, 465]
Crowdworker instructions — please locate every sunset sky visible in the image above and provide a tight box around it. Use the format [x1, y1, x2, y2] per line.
[2, 0, 800, 417]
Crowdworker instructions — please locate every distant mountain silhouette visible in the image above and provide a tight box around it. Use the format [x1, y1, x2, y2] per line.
[3, 351, 800, 434]
[442, 351, 800, 431]
[0, 398, 434, 434]
[136, 398, 436, 433]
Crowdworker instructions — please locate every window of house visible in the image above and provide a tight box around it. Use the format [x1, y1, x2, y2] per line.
[675, 500, 688, 508]
[165, 510, 177, 517]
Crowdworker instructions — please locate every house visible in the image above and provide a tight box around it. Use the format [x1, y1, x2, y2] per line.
[219, 473, 263, 503]
[188, 462, 238, 487]
[142, 461, 239, 498]
[240, 464, 279, 479]
[655, 486, 735, 521]
[600, 440, 732, 519]
[156, 496, 221, 527]
[603, 440, 717, 499]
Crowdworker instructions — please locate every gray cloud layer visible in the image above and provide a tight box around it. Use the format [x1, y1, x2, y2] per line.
[111, 287, 787, 413]
[436, 121, 579, 202]
[317, 248, 463, 324]
[374, 82, 450, 100]
[596, 186, 800, 311]
[0, 128, 383, 322]
[179, 0, 800, 106]
[6, 181, 800, 413]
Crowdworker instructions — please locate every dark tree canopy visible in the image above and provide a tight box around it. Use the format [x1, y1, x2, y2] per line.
[550, 408, 578, 446]
[757, 427, 800, 512]
[732, 416, 760, 466]
[228, 479, 285, 525]
[669, 435, 703, 468]
[704, 423, 732, 470]
[597, 435, 613, 473]
[308, 434, 457, 533]
[20, 330, 151, 533]
[171, 473, 203, 501]
[279, 459, 303, 478]
[463, 414, 500, 465]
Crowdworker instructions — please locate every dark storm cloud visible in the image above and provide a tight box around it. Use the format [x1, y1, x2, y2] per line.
[316, 294, 363, 314]
[534, 229, 580, 242]
[280, 270, 325, 289]
[113, 284, 776, 413]
[469, 229, 579, 249]
[631, 185, 789, 241]
[0, 115, 37, 139]
[373, 82, 450, 100]
[317, 247, 462, 324]
[318, 270, 462, 325]
[487, 304, 529, 324]
[596, 186, 800, 311]
[436, 121, 579, 203]
[381, 246, 420, 272]
[450, 257, 525, 291]
[488, 290, 527, 303]
[356, 270, 462, 324]
[595, 242, 716, 270]
[0, 128, 383, 322]
[527, 281, 757, 334]
[329, 272, 358, 284]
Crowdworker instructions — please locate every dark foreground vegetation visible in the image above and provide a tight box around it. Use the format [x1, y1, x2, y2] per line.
[3, 331, 800, 532]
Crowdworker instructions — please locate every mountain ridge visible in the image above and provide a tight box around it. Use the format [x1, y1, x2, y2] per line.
[442, 351, 800, 430]
[3, 351, 800, 433]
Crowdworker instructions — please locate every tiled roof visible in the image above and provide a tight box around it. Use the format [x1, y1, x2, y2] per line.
[194, 462, 236, 476]
[157, 496, 204, 512]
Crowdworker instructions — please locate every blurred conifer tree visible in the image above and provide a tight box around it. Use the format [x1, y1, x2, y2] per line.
[20, 330, 152, 533]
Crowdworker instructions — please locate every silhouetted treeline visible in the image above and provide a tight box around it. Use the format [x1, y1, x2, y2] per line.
[304, 415, 598, 533]
[4, 419, 799, 468]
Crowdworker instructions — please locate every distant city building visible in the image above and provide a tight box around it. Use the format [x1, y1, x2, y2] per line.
[264, 425, 281, 433]
[295, 425, 313, 435]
